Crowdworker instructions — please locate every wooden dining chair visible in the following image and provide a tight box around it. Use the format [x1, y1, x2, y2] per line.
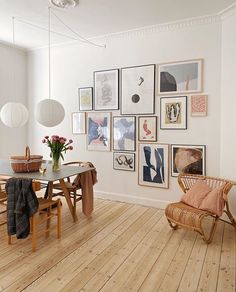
[0, 178, 7, 227]
[7, 180, 62, 252]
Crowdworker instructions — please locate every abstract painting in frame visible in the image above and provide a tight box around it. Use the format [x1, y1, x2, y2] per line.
[138, 116, 157, 142]
[160, 96, 187, 129]
[139, 143, 169, 189]
[191, 94, 207, 116]
[113, 152, 135, 172]
[121, 64, 155, 115]
[171, 144, 206, 177]
[78, 87, 93, 111]
[113, 116, 136, 151]
[157, 59, 203, 95]
[72, 112, 86, 134]
[94, 69, 119, 110]
[87, 112, 111, 151]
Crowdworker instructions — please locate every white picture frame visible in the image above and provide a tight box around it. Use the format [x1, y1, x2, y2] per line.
[72, 112, 86, 134]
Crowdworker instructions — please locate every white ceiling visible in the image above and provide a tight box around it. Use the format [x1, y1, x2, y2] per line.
[0, 0, 235, 50]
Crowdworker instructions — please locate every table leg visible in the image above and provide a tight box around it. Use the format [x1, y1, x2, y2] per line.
[59, 178, 78, 222]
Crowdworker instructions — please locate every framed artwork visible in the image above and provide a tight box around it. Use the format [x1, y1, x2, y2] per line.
[113, 152, 135, 171]
[160, 96, 187, 129]
[72, 112, 86, 134]
[138, 143, 169, 189]
[87, 112, 111, 151]
[94, 69, 119, 110]
[191, 94, 208, 116]
[171, 144, 206, 177]
[138, 116, 157, 142]
[113, 116, 136, 151]
[157, 59, 203, 95]
[121, 64, 155, 115]
[78, 87, 93, 111]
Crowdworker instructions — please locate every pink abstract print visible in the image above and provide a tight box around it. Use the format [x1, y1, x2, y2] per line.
[191, 95, 207, 116]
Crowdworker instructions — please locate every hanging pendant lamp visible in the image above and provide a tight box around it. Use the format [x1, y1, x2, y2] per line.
[35, 7, 65, 127]
[0, 17, 29, 128]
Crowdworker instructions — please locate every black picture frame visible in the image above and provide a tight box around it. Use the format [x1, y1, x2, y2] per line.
[113, 152, 135, 171]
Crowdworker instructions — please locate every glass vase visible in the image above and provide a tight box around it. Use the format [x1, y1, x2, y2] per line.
[52, 155, 61, 172]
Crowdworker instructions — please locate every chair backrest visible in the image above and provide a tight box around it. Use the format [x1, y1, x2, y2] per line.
[63, 161, 94, 168]
[178, 173, 235, 201]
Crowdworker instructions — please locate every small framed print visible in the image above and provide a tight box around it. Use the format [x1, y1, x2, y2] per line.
[113, 116, 136, 151]
[113, 152, 135, 171]
[87, 112, 111, 151]
[78, 87, 93, 111]
[191, 95, 207, 116]
[160, 96, 187, 130]
[171, 144, 206, 177]
[139, 143, 169, 189]
[157, 59, 203, 95]
[72, 112, 86, 134]
[138, 116, 157, 142]
[121, 64, 155, 115]
[94, 69, 119, 110]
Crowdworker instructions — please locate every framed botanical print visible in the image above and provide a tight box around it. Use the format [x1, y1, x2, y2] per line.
[113, 152, 135, 171]
[121, 64, 155, 115]
[113, 116, 136, 151]
[72, 112, 86, 134]
[160, 96, 187, 129]
[138, 116, 157, 142]
[78, 87, 93, 111]
[87, 112, 111, 151]
[94, 69, 119, 110]
[191, 94, 207, 116]
[157, 59, 203, 95]
[138, 143, 169, 189]
[171, 144, 206, 177]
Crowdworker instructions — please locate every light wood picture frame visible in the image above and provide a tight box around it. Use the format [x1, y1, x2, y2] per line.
[78, 87, 93, 111]
[191, 94, 208, 116]
[138, 116, 157, 141]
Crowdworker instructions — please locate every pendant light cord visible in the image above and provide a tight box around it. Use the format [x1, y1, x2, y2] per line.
[48, 7, 51, 100]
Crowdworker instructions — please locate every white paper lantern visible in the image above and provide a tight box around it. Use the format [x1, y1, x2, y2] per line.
[0, 102, 29, 127]
[36, 99, 65, 127]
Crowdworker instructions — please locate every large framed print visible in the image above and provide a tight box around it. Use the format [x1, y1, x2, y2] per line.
[78, 87, 93, 111]
[87, 112, 111, 151]
[121, 64, 155, 115]
[113, 152, 135, 172]
[72, 112, 86, 134]
[157, 59, 203, 95]
[113, 116, 136, 151]
[160, 96, 187, 129]
[171, 144, 206, 177]
[138, 116, 157, 141]
[139, 143, 169, 189]
[94, 69, 119, 110]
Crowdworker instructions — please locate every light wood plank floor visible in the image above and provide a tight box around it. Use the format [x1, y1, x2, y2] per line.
[0, 198, 235, 292]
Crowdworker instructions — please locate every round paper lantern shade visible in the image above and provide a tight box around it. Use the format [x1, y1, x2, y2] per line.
[0, 102, 29, 127]
[36, 99, 65, 127]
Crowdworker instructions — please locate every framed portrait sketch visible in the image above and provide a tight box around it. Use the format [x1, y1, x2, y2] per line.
[113, 116, 136, 151]
[138, 116, 157, 142]
[157, 59, 203, 95]
[78, 87, 93, 111]
[171, 144, 206, 177]
[160, 96, 187, 129]
[191, 94, 207, 116]
[113, 152, 135, 171]
[72, 112, 86, 134]
[138, 143, 169, 189]
[94, 69, 119, 110]
[121, 64, 155, 115]
[87, 112, 111, 151]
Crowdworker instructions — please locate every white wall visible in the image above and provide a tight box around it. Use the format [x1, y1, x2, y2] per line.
[27, 16, 222, 208]
[0, 44, 27, 158]
[221, 8, 236, 211]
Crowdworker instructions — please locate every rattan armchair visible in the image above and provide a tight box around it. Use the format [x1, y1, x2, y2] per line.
[165, 173, 236, 244]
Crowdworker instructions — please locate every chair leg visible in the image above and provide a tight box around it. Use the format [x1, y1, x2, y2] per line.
[57, 200, 61, 239]
[46, 206, 51, 238]
[200, 217, 219, 244]
[73, 191, 77, 220]
[8, 235, 11, 245]
[167, 218, 179, 230]
[31, 214, 37, 252]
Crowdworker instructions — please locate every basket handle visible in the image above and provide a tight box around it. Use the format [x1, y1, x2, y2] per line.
[25, 146, 31, 161]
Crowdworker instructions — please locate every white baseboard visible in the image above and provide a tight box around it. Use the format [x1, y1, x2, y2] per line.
[94, 190, 170, 210]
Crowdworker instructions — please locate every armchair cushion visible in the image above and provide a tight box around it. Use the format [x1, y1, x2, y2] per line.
[199, 186, 225, 216]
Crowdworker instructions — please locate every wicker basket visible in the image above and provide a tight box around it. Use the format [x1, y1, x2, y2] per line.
[10, 146, 43, 173]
